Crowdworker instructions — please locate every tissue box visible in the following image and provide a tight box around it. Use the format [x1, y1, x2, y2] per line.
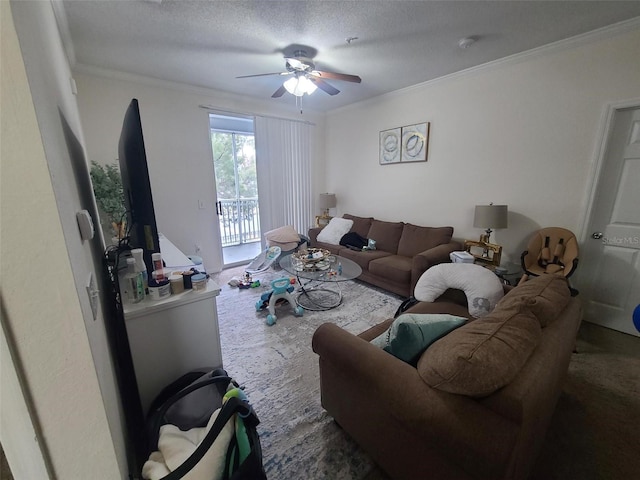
[450, 251, 475, 263]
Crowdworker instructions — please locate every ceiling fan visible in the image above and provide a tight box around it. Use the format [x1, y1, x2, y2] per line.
[236, 49, 361, 98]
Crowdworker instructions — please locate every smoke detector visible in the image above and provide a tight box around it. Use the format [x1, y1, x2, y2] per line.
[458, 37, 477, 49]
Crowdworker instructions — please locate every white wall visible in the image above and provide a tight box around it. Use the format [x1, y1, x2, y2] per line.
[1, 1, 121, 478]
[325, 26, 640, 265]
[75, 71, 326, 272]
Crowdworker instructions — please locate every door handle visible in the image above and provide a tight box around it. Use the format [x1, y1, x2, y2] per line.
[591, 232, 603, 239]
[216, 201, 221, 216]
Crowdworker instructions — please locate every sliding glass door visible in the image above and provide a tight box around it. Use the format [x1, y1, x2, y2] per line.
[210, 115, 261, 267]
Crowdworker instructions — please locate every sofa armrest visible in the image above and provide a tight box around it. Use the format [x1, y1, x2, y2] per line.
[410, 241, 462, 292]
[308, 226, 323, 246]
[312, 322, 518, 472]
[313, 322, 422, 388]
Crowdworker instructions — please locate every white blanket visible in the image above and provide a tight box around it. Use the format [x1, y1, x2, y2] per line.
[142, 407, 235, 480]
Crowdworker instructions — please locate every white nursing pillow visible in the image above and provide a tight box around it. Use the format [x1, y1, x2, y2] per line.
[414, 263, 504, 318]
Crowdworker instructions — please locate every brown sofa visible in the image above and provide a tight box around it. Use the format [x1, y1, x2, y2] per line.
[308, 214, 461, 297]
[312, 275, 582, 480]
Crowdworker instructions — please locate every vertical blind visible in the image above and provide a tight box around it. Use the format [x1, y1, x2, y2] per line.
[254, 116, 314, 237]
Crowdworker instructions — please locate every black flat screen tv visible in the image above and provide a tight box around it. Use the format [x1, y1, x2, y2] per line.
[118, 98, 160, 273]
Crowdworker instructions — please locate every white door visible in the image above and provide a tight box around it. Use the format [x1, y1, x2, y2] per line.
[578, 106, 640, 336]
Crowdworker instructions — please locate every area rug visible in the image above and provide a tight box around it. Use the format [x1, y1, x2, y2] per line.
[212, 266, 403, 479]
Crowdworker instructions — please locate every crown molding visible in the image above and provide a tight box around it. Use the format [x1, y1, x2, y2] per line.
[51, 0, 76, 67]
[329, 16, 640, 116]
[72, 63, 324, 119]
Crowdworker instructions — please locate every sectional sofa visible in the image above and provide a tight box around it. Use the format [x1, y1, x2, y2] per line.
[308, 214, 461, 297]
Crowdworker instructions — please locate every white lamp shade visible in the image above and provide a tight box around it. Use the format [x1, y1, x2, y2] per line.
[319, 193, 337, 210]
[474, 204, 508, 229]
[283, 75, 317, 97]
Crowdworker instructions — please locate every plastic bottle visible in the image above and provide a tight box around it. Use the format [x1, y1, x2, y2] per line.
[123, 257, 145, 304]
[131, 248, 148, 293]
[152, 252, 165, 280]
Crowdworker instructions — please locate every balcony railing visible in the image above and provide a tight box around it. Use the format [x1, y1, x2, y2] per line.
[218, 198, 261, 247]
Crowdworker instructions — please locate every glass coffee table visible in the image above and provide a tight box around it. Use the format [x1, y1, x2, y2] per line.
[278, 254, 363, 311]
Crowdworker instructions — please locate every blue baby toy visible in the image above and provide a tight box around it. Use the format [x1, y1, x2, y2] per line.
[255, 277, 304, 326]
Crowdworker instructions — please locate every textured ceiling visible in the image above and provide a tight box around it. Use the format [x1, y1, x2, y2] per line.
[60, 0, 640, 112]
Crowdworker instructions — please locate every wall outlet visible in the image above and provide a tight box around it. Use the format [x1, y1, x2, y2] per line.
[198, 199, 205, 210]
[86, 272, 99, 321]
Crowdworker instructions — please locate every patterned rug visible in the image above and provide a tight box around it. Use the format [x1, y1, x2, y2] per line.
[212, 266, 403, 479]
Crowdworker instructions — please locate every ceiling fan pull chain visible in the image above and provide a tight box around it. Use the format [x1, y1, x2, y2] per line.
[296, 95, 303, 114]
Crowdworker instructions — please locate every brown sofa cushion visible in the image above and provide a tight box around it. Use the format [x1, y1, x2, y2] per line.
[397, 224, 454, 257]
[343, 214, 374, 239]
[417, 303, 541, 397]
[368, 220, 405, 254]
[339, 248, 391, 270]
[368, 255, 412, 285]
[497, 274, 571, 327]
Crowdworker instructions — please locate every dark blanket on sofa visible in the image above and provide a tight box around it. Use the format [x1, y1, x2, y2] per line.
[339, 232, 369, 250]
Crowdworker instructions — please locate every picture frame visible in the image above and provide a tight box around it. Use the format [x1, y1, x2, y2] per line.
[464, 240, 502, 267]
[379, 127, 401, 164]
[401, 122, 429, 163]
[379, 122, 430, 165]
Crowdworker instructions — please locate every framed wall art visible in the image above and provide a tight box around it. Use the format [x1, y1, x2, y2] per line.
[401, 122, 429, 163]
[379, 127, 401, 164]
[379, 122, 430, 165]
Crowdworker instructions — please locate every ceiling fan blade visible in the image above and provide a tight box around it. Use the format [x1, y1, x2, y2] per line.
[236, 72, 291, 79]
[312, 70, 362, 83]
[311, 77, 340, 96]
[271, 85, 287, 98]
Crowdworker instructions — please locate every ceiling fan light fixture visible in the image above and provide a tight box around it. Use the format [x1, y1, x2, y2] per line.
[283, 75, 317, 97]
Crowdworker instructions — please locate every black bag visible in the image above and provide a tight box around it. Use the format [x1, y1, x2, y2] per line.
[394, 296, 419, 318]
[339, 232, 369, 250]
[145, 369, 267, 480]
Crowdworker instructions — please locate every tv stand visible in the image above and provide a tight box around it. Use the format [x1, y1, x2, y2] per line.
[122, 238, 222, 415]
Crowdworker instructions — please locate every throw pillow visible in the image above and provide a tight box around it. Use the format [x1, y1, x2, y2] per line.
[414, 263, 504, 318]
[342, 214, 374, 238]
[371, 313, 467, 364]
[417, 303, 541, 397]
[316, 217, 354, 245]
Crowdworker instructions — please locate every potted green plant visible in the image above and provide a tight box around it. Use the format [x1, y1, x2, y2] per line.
[90, 161, 126, 240]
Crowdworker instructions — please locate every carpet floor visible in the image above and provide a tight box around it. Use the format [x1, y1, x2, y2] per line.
[212, 265, 402, 479]
[212, 265, 640, 479]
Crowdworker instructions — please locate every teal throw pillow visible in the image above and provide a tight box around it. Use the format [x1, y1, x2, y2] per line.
[371, 313, 467, 364]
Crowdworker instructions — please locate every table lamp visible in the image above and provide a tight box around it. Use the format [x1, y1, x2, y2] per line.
[319, 193, 336, 218]
[474, 203, 508, 247]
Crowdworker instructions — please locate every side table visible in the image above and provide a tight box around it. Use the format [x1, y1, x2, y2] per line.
[479, 262, 523, 286]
